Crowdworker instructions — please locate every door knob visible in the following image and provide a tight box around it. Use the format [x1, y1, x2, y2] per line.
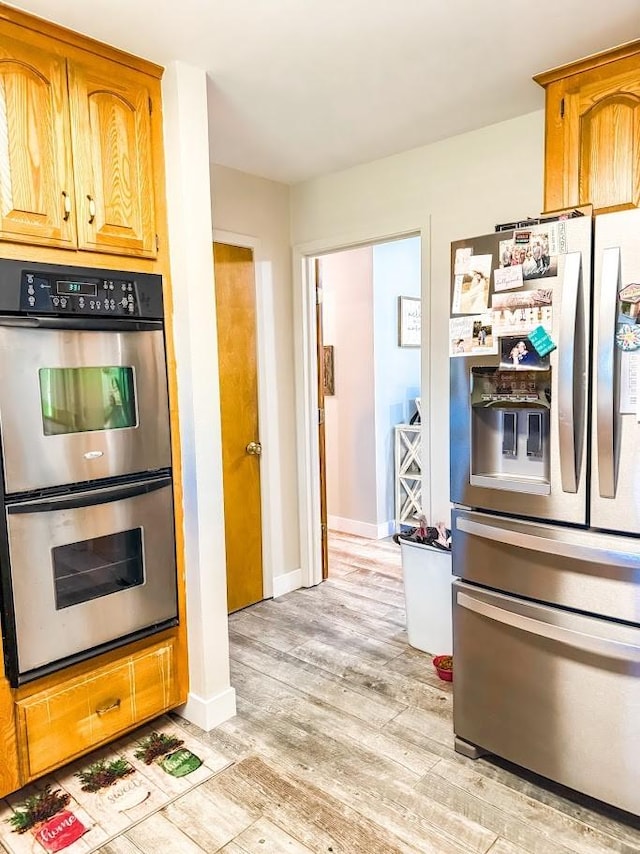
[246, 441, 262, 456]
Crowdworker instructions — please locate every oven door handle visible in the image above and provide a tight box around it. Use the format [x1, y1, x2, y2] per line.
[0, 316, 162, 332]
[7, 476, 172, 514]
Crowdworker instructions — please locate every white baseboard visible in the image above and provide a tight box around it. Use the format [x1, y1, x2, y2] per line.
[328, 515, 394, 540]
[178, 686, 236, 732]
[376, 519, 396, 539]
[272, 567, 302, 598]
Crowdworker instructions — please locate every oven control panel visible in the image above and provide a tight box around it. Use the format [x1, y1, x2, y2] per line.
[20, 271, 140, 316]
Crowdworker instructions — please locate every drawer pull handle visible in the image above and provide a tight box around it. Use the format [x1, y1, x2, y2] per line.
[95, 698, 121, 715]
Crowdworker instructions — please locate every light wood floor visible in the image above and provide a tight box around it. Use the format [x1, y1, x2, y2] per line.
[93, 533, 640, 851]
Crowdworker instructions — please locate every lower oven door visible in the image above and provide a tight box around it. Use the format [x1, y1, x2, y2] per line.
[4, 475, 178, 683]
[453, 580, 640, 816]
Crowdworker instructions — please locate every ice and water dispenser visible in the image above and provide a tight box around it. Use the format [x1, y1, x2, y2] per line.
[470, 367, 551, 494]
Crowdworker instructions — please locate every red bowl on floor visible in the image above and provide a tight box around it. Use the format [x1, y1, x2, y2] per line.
[432, 655, 453, 682]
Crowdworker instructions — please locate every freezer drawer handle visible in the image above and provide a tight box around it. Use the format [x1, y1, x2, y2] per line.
[457, 591, 640, 661]
[596, 246, 620, 499]
[558, 252, 582, 493]
[456, 516, 640, 569]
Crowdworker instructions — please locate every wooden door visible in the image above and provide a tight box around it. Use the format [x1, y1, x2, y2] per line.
[0, 22, 77, 249]
[315, 259, 329, 580]
[68, 57, 157, 257]
[213, 242, 264, 612]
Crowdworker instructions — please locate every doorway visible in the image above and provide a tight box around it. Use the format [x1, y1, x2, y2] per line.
[213, 241, 264, 612]
[313, 235, 422, 578]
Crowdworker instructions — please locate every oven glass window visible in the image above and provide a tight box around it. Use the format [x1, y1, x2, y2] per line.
[53, 528, 144, 610]
[38, 367, 137, 435]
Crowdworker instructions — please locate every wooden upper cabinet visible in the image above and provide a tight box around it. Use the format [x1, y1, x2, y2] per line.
[535, 42, 640, 215]
[0, 11, 161, 259]
[0, 24, 76, 248]
[68, 59, 157, 258]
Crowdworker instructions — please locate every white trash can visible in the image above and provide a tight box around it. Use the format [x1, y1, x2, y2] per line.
[399, 539, 453, 655]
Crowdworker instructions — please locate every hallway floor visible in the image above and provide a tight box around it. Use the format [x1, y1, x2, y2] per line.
[20, 532, 638, 853]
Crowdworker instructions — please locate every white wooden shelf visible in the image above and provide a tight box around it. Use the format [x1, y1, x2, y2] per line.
[394, 424, 422, 530]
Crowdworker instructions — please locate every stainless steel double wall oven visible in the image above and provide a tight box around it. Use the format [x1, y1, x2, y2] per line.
[0, 260, 178, 686]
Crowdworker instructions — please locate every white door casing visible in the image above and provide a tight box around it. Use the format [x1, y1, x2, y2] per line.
[292, 221, 430, 588]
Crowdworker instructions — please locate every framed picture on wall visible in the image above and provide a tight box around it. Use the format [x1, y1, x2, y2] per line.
[398, 296, 421, 348]
[323, 345, 335, 395]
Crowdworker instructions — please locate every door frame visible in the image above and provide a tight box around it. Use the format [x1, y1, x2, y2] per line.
[213, 228, 279, 600]
[293, 221, 430, 588]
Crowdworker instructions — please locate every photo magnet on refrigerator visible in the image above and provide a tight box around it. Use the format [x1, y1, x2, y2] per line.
[616, 282, 640, 351]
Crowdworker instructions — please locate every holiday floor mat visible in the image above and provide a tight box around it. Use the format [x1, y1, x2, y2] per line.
[0, 716, 232, 854]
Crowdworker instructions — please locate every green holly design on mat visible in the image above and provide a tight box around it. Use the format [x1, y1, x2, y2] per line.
[134, 731, 202, 777]
[76, 758, 135, 793]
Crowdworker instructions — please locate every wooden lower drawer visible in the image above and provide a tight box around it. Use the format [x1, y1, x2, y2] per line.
[17, 639, 176, 779]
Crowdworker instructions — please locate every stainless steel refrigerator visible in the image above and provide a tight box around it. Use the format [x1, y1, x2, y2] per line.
[450, 208, 640, 816]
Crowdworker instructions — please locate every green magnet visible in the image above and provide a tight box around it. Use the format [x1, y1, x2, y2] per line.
[528, 325, 556, 357]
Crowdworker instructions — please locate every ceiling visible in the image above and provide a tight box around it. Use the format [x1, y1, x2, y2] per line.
[6, 1, 640, 184]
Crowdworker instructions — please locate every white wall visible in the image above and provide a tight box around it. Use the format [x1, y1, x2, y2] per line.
[322, 246, 376, 532]
[291, 110, 545, 527]
[372, 237, 421, 527]
[206, 108, 545, 593]
[209, 164, 299, 580]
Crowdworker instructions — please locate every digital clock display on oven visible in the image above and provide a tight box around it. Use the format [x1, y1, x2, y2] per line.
[56, 281, 98, 296]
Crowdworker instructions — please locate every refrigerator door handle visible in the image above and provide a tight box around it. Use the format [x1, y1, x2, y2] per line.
[597, 246, 620, 499]
[456, 515, 640, 569]
[457, 590, 640, 662]
[558, 252, 582, 493]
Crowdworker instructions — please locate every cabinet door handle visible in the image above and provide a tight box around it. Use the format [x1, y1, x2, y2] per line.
[87, 194, 96, 224]
[95, 698, 121, 715]
[61, 190, 71, 221]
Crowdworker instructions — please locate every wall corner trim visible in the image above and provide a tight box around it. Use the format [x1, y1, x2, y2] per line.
[272, 568, 303, 597]
[178, 686, 237, 732]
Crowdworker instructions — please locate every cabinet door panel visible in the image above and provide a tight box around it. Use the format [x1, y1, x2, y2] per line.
[579, 96, 637, 210]
[69, 59, 157, 258]
[570, 70, 640, 212]
[0, 27, 76, 248]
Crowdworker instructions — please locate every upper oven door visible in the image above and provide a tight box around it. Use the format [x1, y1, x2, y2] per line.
[0, 321, 171, 494]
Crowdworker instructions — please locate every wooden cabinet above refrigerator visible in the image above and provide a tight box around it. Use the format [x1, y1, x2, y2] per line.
[534, 40, 640, 215]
